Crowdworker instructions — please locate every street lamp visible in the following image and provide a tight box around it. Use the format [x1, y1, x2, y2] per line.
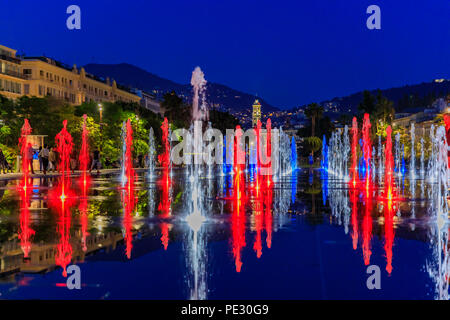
[98, 103, 103, 126]
[98, 103, 103, 154]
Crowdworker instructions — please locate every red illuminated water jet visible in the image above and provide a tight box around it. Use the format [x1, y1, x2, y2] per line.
[362, 113, 372, 178]
[444, 114, 450, 165]
[121, 119, 136, 259]
[264, 119, 272, 180]
[351, 117, 358, 185]
[383, 125, 396, 274]
[19, 119, 33, 175]
[158, 117, 171, 171]
[384, 125, 394, 200]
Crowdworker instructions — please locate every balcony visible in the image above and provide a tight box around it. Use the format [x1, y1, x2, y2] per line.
[0, 54, 21, 64]
[0, 69, 26, 79]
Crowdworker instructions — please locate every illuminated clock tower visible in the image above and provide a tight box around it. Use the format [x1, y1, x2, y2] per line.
[252, 99, 261, 128]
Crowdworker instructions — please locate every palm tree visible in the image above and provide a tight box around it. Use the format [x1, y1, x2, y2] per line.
[305, 103, 324, 137]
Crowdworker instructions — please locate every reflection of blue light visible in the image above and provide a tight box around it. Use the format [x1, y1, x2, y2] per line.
[359, 157, 366, 177]
[321, 135, 328, 170]
[321, 170, 328, 205]
[291, 173, 297, 204]
[401, 144, 406, 175]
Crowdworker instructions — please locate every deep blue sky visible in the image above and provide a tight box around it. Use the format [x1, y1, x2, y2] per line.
[1, 0, 449, 108]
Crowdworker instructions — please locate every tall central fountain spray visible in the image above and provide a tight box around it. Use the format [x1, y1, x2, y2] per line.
[191, 66, 208, 122]
[185, 67, 208, 300]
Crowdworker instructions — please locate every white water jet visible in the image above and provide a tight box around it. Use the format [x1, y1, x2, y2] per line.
[191, 67, 208, 122]
[410, 123, 416, 179]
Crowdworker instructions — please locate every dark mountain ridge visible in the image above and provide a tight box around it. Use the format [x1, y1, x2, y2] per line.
[83, 63, 278, 113]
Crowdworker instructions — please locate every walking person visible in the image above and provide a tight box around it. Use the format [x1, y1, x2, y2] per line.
[49, 147, 57, 173]
[38, 146, 43, 172]
[39, 145, 50, 175]
[25, 143, 35, 175]
[89, 147, 101, 175]
[0, 148, 8, 174]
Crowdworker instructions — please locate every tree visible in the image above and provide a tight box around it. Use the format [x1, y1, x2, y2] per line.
[161, 91, 190, 128]
[209, 109, 240, 133]
[304, 136, 322, 156]
[358, 90, 377, 114]
[304, 103, 323, 137]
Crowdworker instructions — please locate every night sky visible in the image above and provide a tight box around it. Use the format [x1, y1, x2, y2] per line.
[1, 0, 449, 108]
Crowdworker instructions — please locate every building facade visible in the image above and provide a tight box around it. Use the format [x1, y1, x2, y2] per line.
[0, 45, 26, 100]
[131, 88, 163, 115]
[0, 44, 140, 105]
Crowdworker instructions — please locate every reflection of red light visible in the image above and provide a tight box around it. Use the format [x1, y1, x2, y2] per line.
[18, 176, 35, 258]
[78, 175, 91, 252]
[49, 180, 75, 277]
[231, 161, 246, 272]
[362, 189, 372, 266]
[384, 198, 395, 275]
[264, 176, 273, 249]
[350, 188, 358, 250]
[253, 198, 263, 258]
[158, 170, 172, 250]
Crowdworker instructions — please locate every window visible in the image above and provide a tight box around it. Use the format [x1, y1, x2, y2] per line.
[24, 84, 30, 94]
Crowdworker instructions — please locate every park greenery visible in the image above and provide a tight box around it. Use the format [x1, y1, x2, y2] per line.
[298, 90, 443, 162]
[0, 92, 239, 169]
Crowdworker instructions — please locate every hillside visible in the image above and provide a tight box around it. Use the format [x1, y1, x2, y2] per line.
[318, 80, 450, 113]
[83, 63, 279, 113]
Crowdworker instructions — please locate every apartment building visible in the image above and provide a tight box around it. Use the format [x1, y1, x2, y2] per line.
[0, 44, 140, 105]
[0, 45, 26, 99]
